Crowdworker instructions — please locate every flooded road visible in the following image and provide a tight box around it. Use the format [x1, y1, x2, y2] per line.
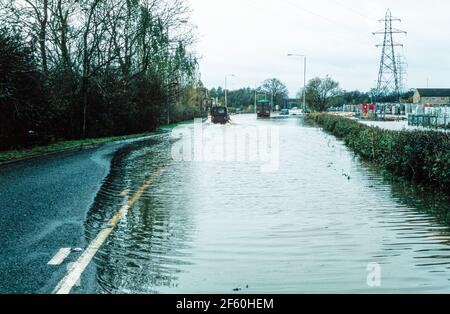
[84, 114, 450, 293]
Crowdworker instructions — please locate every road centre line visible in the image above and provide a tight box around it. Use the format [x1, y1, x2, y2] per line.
[53, 165, 168, 294]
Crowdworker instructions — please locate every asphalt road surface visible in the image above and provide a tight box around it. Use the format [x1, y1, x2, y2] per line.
[0, 136, 156, 294]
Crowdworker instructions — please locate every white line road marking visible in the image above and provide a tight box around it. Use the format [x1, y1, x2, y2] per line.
[119, 189, 130, 197]
[53, 166, 167, 294]
[48, 248, 72, 266]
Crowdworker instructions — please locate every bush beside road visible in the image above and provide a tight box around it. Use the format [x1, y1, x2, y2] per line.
[306, 113, 450, 193]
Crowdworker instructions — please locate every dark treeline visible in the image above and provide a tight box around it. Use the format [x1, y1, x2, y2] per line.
[305, 76, 415, 112]
[209, 76, 414, 113]
[330, 90, 415, 106]
[210, 78, 290, 110]
[210, 87, 254, 108]
[0, 0, 203, 151]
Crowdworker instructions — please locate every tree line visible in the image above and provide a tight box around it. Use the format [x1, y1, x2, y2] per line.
[0, 0, 203, 151]
[209, 75, 414, 113]
[301, 76, 414, 112]
[209, 78, 289, 110]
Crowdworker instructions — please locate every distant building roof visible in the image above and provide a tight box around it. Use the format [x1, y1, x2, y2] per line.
[416, 88, 450, 97]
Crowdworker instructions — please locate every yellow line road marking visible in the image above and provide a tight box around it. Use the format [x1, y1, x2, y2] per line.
[53, 166, 168, 294]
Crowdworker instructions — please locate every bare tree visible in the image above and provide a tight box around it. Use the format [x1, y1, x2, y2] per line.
[305, 76, 342, 112]
[1, 0, 200, 143]
[2, 0, 51, 76]
[48, 0, 79, 70]
[260, 78, 289, 108]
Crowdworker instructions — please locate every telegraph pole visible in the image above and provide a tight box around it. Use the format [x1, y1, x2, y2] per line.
[288, 54, 307, 112]
[254, 82, 258, 114]
[224, 74, 235, 108]
[373, 9, 406, 99]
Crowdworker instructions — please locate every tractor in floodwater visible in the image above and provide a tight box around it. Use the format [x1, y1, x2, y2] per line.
[211, 106, 230, 124]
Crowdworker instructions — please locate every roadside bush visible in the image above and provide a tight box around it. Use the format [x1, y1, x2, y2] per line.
[306, 113, 450, 191]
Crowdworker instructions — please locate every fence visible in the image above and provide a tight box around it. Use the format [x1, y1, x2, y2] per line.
[406, 105, 450, 129]
[408, 114, 450, 129]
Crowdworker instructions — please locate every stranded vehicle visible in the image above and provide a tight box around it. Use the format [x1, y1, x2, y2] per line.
[211, 106, 230, 124]
[280, 109, 290, 116]
[257, 100, 271, 119]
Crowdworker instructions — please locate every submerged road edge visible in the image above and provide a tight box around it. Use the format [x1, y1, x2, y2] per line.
[53, 165, 168, 294]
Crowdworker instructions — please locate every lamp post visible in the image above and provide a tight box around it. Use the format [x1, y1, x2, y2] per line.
[254, 81, 264, 114]
[254, 82, 257, 114]
[288, 54, 307, 112]
[225, 74, 235, 108]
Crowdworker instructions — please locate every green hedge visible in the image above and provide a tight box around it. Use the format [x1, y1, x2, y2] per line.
[306, 113, 450, 191]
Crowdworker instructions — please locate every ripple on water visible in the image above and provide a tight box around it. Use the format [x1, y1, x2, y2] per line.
[84, 115, 450, 293]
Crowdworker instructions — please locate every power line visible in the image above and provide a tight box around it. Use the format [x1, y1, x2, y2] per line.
[274, 0, 372, 46]
[278, 0, 348, 27]
[327, 0, 370, 19]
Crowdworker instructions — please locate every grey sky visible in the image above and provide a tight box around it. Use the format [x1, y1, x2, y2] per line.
[190, 0, 450, 96]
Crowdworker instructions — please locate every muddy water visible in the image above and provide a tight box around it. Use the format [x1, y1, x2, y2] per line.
[85, 115, 450, 293]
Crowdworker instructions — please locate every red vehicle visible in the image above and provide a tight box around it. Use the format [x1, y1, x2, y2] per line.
[257, 100, 271, 119]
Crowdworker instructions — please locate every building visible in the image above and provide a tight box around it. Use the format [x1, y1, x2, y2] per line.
[408, 89, 450, 128]
[413, 88, 450, 105]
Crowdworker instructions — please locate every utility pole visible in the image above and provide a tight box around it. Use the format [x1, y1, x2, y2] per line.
[225, 76, 228, 108]
[224, 74, 235, 108]
[288, 54, 307, 112]
[373, 9, 406, 99]
[254, 82, 258, 114]
[271, 93, 274, 110]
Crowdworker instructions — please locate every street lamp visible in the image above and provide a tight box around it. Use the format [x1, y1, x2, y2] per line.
[254, 82, 258, 114]
[224, 74, 235, 108]
[288, 54, 307, 112]
[254, 81, 264, 114]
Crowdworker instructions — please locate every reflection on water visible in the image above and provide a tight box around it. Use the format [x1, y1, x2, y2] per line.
[85, 115, 450, 293]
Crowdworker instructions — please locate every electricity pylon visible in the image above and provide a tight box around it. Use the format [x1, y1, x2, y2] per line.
[373, 9, 406, 98]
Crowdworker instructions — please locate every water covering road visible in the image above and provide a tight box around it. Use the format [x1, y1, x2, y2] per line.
[78, 114, 450, 293]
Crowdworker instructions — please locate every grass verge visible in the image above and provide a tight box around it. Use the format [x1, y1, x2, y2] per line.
[0, 132, 154, 164]
[0, 118, 205, 164]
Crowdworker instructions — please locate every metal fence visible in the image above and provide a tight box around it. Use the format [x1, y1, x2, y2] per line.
[408, 114, 450, 129]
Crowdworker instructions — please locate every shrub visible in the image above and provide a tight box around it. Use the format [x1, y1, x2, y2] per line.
[306, 113, 450, 191]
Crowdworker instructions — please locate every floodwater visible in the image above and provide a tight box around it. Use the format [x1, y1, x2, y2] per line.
[84, 114, 450, 294]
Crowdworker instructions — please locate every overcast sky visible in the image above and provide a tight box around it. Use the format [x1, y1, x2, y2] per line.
[189, 0, 450, 96]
